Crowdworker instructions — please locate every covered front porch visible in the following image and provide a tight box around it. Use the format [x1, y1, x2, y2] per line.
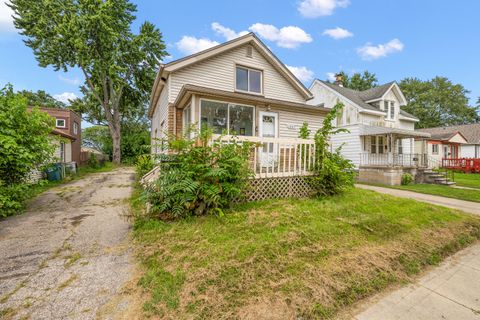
[357, 126, 431, 185]
[359, 126, 431, 168]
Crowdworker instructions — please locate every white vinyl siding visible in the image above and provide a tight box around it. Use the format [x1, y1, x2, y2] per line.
[169, 44, 305, 104]
[330, 124, 362, 167]
[256, 105, 325, 139]
[460, 144, 480, 158]
[151, 78, 170, 154]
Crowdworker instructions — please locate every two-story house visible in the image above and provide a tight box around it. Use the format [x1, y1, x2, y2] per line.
[37, 107, 82, 164]
[148, 33, 329, 184]
[308, 75, 431, 185]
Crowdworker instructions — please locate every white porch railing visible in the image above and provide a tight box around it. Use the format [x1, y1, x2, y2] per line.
[360, 153, 428, 168]
[216, 135, 316, 179]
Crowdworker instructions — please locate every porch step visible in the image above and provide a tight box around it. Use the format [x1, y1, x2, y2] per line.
[421, 170, 456, 186]
[434, 178, 456, 186]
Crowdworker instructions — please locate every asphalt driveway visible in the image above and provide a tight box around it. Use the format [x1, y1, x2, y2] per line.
[0, 167, 135, 320]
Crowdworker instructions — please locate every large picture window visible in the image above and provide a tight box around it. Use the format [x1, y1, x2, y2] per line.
[200, 100, 254, 136]
[235, 66, 262, 94]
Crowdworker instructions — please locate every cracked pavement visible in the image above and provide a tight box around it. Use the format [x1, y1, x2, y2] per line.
[0, 167, 135, 320]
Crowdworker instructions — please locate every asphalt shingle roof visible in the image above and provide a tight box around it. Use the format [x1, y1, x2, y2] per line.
[357, 82, 395, 101]
[418, 124, 480, 144]
[318, 80, 419, 120]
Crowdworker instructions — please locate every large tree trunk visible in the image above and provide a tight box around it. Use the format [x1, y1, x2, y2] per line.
[109, 122, 122, 164]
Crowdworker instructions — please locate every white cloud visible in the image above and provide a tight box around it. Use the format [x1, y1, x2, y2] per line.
[322, 27, 353, 39]
[176, 36, 219, 55]
[326, 72, 336, 82]
[357, 38, 404, 60]
[53, 92, 78, 104]
[249, 23, 312, 48]
[162, 55, 174, 62]
[287, 65, 314, 83]
[298, 0, 350, 18]
[0, 0, 15, 33]
[58, 75, 81, 86]
[211, 22, 248, 41]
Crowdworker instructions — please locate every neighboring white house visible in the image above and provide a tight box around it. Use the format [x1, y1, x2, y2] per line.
[418, 124, 480, 159]
[147, 33, 329, 184]
[308, 77, 430, 168]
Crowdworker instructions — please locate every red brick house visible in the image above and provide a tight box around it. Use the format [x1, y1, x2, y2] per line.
[34, 107, 82, 164]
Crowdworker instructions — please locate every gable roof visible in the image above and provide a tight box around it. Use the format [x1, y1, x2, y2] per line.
[312, 80, 418, 121]
[358, 82, 395, 101]
[418, 124, 480, 144]
[148, 33, 312, 117]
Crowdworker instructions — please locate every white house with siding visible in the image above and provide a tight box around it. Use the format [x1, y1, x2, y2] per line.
[308, 77, 430, 169]
[147, 33, 329, 183]
[149, 33, 329, 143]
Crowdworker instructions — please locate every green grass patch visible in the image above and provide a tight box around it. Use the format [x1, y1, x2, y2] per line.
[390, 183, 480, 203]
[453, 172, 480, 189]
[132, 188, 480, 319]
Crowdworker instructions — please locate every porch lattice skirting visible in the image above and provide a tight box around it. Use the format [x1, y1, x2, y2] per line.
[244, 176, 316, 201]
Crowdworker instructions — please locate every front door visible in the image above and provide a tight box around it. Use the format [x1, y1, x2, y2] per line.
[443, 145, 449, 159]
[259, 111, 278, 167]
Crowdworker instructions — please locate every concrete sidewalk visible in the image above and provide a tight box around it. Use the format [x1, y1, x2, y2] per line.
[353, 184, 480, 319]
[356, 184, 480, 216]
[354, 243, 480, 320]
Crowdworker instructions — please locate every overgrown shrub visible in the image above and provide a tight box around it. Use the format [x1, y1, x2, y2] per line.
[0, 84, 56, 217]
[144, 127, 252, 220]
[302, 103, 355, 196]
[0, 183, 30, 218]
[401, 173, 414, 185]
[87, 153, 101, 169]
[135, 155, 154, 178]
[0, 84, 55, 185]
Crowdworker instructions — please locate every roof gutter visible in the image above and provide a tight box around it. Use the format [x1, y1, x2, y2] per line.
[147, 64, 166, 119]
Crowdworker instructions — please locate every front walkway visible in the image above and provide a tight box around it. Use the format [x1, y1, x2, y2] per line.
[0, 168, 135, 320]
[356, 184, 480, 215]
[353, 184, 480, 320]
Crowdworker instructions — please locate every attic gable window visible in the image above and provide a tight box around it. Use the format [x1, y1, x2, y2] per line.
[236, 66, 262, 94]
[385, 101, 395, 120]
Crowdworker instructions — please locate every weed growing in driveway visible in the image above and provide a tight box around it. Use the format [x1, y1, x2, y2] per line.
[64, 252, 82, 268]
[0, 308, 17, 319]
[57, 274, 79, 291]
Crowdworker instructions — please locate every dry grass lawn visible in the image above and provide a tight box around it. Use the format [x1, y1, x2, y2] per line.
[133, 188, 480, 319]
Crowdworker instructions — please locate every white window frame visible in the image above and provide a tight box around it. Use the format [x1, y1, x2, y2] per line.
[199, 98, 255, 136]
[73, 122, 78, 135]
[183, 104, 191, 134]
[432, 144, 439, 155]
[60, 141, 65, 162]
[235, 65, 263, 95]
[385, 101, 395, 121]
[56, 118, 66, 128]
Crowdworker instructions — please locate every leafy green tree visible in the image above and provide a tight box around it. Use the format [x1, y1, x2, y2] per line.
[82, 120, 150, 163]
[10, 0, 167, 163]
[312, 103, 354, 196]
[399, 77, 480, 128]
[18, 89, 66, 109]
[0, 85, 55, 185]
[335, 71, 378, 91]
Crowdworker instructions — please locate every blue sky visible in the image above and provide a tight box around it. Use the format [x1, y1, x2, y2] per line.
[1, 0, 479, 121]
